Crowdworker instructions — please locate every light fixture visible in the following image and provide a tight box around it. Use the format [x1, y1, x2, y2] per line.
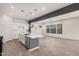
[42, 7, 46, 10]
[21, 10, 25, 12]
[11, 6, 14, 9]
[35, 9, 37, 11]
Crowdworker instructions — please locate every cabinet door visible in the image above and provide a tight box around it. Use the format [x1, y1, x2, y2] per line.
[29, 38, 39, 49]
[25, 37, 30, 49]
[19, 35, 25, 45]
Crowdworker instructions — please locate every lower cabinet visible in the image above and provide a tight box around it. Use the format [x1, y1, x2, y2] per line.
[25, 36, 39, 49]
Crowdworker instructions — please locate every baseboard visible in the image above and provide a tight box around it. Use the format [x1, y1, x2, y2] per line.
[28, 46, 39, 52]
[45, 34, 79, 41]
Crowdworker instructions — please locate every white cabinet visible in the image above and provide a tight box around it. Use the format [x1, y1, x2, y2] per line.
[19, 34, 25, 45]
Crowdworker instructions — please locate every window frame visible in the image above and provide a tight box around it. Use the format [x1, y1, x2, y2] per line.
[46, 23, 62, 34]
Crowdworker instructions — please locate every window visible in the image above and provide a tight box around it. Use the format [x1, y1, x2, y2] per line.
[46, 25, 56, 34]
[46, 25, 50, 33]
[57, 24, 62, 34]
[51, 25, 56, 33]
[46, 24, 62, 34]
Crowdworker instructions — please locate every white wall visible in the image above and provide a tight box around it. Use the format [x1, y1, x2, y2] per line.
[0, 14, 29, 43]
[0, 14, 3, 36]
[0, 14, 13, 42]
[12, 19, 29, 39]
[31, 10, 79, 40]
[62, 18, 79, 40]
[44, 17, 79, 40]
[31, 23, 43, 35]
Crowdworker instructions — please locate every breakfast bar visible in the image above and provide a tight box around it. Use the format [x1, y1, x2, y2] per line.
[19, 34, 43, 51]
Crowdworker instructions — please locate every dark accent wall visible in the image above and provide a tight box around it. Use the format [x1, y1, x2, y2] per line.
[29, 3, 79, 23]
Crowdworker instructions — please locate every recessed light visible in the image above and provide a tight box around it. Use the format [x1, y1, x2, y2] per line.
[42, 7, 46, 10]
[11, 6, 14, 9]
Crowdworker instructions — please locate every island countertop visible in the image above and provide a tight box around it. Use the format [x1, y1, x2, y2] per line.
[26, 34, 44, 39]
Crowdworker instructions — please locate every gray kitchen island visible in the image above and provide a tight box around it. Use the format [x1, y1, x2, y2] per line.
[19, 34, 43, 51]
[25, 36, 39, 51]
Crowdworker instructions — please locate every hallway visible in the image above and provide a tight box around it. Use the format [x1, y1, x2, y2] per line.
[2, 36, 79, 56]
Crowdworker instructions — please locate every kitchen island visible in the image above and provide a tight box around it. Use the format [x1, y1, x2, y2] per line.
[19, 34, 43, 51]
[26, 34, 43, 51]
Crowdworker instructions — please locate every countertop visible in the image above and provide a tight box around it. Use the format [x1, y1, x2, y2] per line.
[26, 34, 44, 39]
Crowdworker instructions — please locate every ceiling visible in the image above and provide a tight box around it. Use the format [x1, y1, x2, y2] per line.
[0, 3, 71, 20]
